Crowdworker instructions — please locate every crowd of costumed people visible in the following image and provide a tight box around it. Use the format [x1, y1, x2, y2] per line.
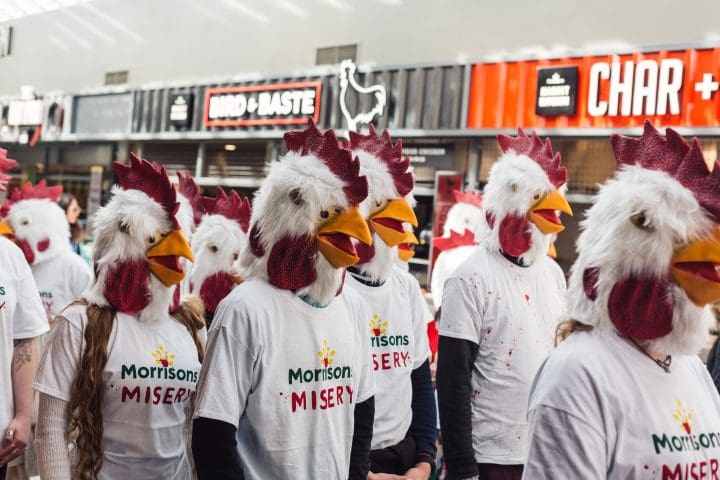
[1, 118, 720, 480]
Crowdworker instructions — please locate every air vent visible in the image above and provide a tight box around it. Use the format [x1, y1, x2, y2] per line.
[316, 44, 357, 65]
[104, 70, 129, 85]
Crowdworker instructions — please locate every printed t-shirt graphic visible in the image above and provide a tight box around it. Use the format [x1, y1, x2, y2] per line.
[527, 330, 720, 480]
[439, 246, 566, 464]
[194, 279, 375, 480]
[31, 248, 92, 318]
[345, 266, 432, 449]
[34, 303, 201, 480]
[0, 237, 49, 438]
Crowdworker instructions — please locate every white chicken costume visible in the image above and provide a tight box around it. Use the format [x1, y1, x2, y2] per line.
[34, 153, 203, 480]
[193, 120, 377, 480]
[176, 170, 202, 301]
[188, 186, 251, 327]
[436, 129, 572, 479]
[430, 189, 484, 310]
[343, 126, 436, 476]
[1, 181, 93, 322]
[525, 121, 720, 479]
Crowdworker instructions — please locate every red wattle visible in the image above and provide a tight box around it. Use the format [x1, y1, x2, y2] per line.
[169, 285, 181, 314]
[608, 275, 674, 340]
[498, 213, 532, 257]
[37, 238, 50, 252]
[267, 234, 317, 290]
[104, 259, 151, 314]
[200, 272, 237, 313]
[583, 267, 600, 301]
[15, 239, 35, 264]
[355, 241, 376, 264]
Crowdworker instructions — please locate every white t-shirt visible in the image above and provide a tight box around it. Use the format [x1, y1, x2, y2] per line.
[34, 303, 201, 480]
[194, 279, 375, 480]
[439, 247, 566, 464]
[31, 249, 93, 319]
[345, 266, 432, 450]
[431, 245, 477, 309]
[0, 238, 48, 435]
[525, 329, 720, 479]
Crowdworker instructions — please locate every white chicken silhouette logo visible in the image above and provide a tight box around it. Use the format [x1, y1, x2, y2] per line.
[339, 59, 387, 131]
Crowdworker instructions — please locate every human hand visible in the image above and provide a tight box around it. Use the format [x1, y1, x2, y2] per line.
[0, 415, 30, 466]
[367, 472, 411, 480]
[404, 462, 432, 480]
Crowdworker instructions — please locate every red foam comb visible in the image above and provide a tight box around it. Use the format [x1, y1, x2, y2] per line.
[1, 179, 63, 217]
[348, 124, 414, 197]
[284, 119, 368, 205]
[177, 170, 202, 225]
[433, 229, 477, 252]
[0, 149, 17, 192]
[453, 189, 483, 208]
[114, 153, 179, 229]
[611, 120, 720, 222]
[199, 187, 252, 233]
[497, 129, 567, 188]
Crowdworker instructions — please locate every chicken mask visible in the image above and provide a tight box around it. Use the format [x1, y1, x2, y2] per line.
[481, 129, 572, 266]
[569, 121, 720, 355]
[189, 187, 251, 314]
[1, 180, 68, 265]
[84, 154, 193, 322]
[443, 189, 484, 238]
[347, 126, 417, 282]
[241, 119, 371, 306]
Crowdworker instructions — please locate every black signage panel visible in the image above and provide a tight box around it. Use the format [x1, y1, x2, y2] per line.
[535, 66, 578, 116]
[168, 93, 194, 128]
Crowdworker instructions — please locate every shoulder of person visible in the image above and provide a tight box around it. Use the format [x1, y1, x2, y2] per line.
[0, 236, 31, 275]
[211, 279, 280, 337]
[339, 282, 371, 315]
[539, 256, 566, 284]
[447, 245, 492, 281]
[55, 302, 91, 332]
[530, 330, 617, 410]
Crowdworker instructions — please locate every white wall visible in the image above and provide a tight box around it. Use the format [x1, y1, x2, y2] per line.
[3, 0, 720, 95]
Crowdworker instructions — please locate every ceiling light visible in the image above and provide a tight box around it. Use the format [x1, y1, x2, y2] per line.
[224, 144, 237, 151]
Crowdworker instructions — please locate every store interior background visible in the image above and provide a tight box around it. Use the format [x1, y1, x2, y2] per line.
[1, 0, 719, 285]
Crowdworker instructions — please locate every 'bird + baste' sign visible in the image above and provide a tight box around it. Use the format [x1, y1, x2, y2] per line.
[203, 81, 322, 127]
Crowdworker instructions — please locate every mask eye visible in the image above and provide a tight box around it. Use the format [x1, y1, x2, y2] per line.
[630, 211, 653, 231]
[533, 193, 541, 201]
[147, 235, 156, 244]
[510, 183, 518, 193]
[233, 252, 239, 261]
[209, 245, 219, 253]
[320, 210, 329, 219]
[20, 219, 29, 226]
[119, 222, 129, 234]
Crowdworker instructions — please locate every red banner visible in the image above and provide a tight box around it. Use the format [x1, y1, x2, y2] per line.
[467, 47, 720, 129]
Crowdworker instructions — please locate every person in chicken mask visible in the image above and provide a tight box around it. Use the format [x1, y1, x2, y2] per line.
[0, 150, 48, 480]
[525, 121, 720, 478]
[34, 154, 202, 480]
[192, 120, 376, 479]
[437, 129, 572, 480]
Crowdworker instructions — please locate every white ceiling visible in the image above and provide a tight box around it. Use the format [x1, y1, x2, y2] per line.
[0, 0, 94, 23]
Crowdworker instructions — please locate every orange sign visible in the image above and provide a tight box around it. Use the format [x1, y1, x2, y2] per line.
[467, 47, 720, 129]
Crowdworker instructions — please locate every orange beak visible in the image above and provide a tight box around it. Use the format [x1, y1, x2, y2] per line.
[370, 199, 419, 247]
[671, 227, 720, 306]
[397, 231, 418, 262]
[316, 206, 373, 269]
[528, 189, 573, 234]
[0, 221, 14, 240]
[548, 242, 558, 259]
[146, 229, 194, 287]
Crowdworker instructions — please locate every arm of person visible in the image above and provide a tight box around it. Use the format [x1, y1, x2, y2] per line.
[404, 359, 436, 480]
[348, 396, 375, 480]
[0, 337, 36, 467]
[193, 299, 259, 480]
[436, 336, 479, 480]
[524, 405, 606, 479]
[35, 393, 72, 480]
[192, 417, 244, 480]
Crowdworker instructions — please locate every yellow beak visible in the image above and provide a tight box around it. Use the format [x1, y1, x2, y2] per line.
[548, 242, 558, 259]
[232, 274, 245, 284]
[370, 198, 419, 247]
[0, 221, 14, 239]
[528, 189, 573, 234]
[671, 227, 720, 306]
[146, 229, 194, 287]
[316, 206, 373, 269]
